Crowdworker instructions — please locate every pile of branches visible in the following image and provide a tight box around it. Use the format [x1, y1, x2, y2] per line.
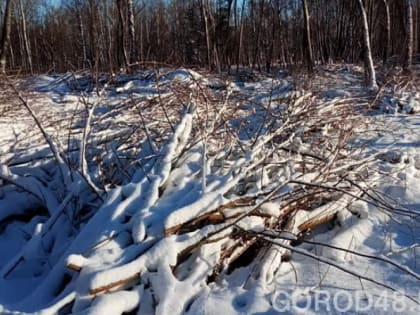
[0, 71, 415, 315]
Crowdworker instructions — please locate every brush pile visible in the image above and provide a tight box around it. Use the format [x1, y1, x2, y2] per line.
[0, 70, 391, 314]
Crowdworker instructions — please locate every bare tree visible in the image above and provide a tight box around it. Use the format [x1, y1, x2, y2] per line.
[0, 0, 14, 74]
[236, 0, 245, 72]
[116, 0, 129, 68]
[201, 0, 212, 71]
[357, 0, 378, 90]
[18, 0, 33, 74]
[127, 0, 136, 64]
[1, 0, 419, 74]
[382, 0, 391, 66]
[302, 0, 314, 74]
[75, 0, 88, 68]
[405, 0, 414, 69]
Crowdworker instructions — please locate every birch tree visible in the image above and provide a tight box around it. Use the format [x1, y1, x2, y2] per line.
[75, 0, 88, 68]
[127, 0, 136, 64]
[0, 0, 419, 74]
[357, 0, 378, 90]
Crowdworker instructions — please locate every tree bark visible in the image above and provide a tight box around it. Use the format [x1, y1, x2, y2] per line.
[405, 0, 414, 69]
[357, 0, 378, 90]
[18, 0, 33, 74]
[127, 0, 136, 64]
[201, 0, 212, 71]
[75, 0, 88, 68]
[116, 0, 129, 69]
[236, 0, 245, 72]
[0, 0, 14, 74]
[103, 0, 113, 72]
[302, 0, 314, 74]
[382, 0, 391, 66]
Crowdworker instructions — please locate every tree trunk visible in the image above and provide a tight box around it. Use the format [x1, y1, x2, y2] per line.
[116, 0, 129, 69]
[405, 0, 414, 69]
[382, 0, 391, 66]
[0, 0, 14, 74]
[103, 0, 113, 72]
[76, 0, 88, 68]
[127, 0, 136, 64]
[201, 0, 212, 71]
[302, 0, 314, 74]
[357, 0, 378, 90]
[236, 0, 245, 72]
[18, 0, 32, 74]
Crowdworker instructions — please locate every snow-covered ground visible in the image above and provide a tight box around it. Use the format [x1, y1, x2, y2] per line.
[0, 66, 419, 314]
[185, 114, 420, 315]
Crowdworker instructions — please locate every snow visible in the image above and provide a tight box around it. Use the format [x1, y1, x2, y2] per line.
[87, 287, 142, 315]
[0, 66, 419, 314]
[380, 92, 420, 114]
[163, 69, 202, 82]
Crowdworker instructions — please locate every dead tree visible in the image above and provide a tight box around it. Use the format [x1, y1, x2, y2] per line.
[0, 0, 14, 74]
[302, 0, 314, 74]
[357, 0, 378, 90]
